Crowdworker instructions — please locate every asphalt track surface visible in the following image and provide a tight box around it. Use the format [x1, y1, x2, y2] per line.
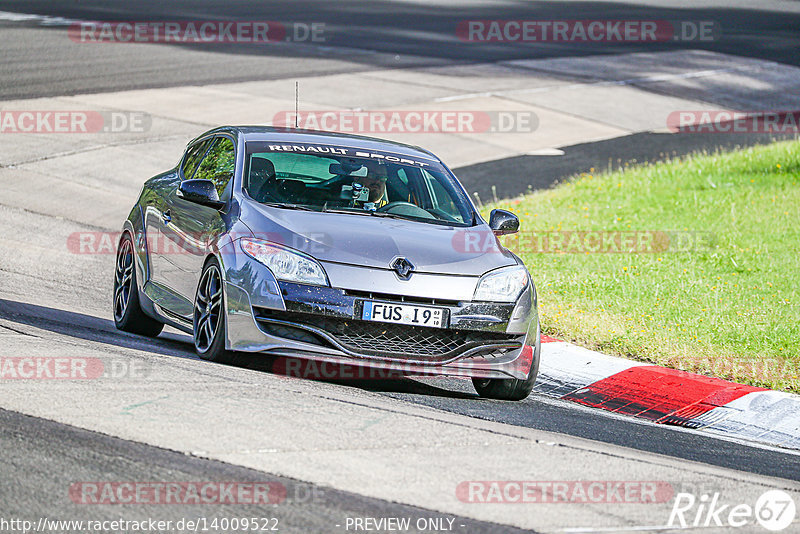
[0, 0, 799, 100]
[0, 408, 525, 534]
[2, 1, 800, 531]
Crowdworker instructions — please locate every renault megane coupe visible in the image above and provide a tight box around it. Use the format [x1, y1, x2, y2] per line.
[113, 126, 540, 400]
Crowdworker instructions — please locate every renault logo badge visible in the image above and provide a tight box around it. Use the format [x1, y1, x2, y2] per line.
[391, 257, 414, 280]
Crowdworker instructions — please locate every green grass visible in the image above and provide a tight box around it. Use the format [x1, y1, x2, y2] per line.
[485, 140, 800, 392]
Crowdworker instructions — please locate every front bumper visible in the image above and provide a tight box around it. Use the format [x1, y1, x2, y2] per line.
[221, 252, 539, 380]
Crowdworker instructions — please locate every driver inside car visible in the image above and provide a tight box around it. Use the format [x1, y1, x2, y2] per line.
[353, 161, 389, 209]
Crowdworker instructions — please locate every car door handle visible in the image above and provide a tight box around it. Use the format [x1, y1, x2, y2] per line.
[161, 210, 171, 225]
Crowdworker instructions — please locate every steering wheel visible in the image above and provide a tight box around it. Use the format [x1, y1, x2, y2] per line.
[376, 201, 434, 219]
[377, 201, 416, 211]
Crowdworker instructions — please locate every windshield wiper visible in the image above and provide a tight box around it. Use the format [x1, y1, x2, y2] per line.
[262, 202, 315, 211]
[367, 211, 410, 220]
[321, 208, 373, 216]
[324, 207, 439, 224]
[322, 207, 409, 220]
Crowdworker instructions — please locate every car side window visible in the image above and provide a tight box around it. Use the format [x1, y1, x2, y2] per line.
[422, 169, 463, 222]
[180, 139, 211, 180]
[193, 136, 236, 198]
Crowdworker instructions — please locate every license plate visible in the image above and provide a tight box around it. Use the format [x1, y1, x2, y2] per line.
[361, 301, 446, 328]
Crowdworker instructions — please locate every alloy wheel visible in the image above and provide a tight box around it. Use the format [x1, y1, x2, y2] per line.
[194, 265, 223, 352]
[113, 239, 134, 322]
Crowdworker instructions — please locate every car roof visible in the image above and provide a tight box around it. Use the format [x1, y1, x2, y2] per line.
[191, 126, 440, 162]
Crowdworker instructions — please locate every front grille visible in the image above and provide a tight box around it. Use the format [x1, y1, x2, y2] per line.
[253, 308, 521, 362]
[342, 289, 460, 307]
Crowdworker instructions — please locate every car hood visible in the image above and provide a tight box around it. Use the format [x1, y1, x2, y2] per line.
[243, 202, 518, 276]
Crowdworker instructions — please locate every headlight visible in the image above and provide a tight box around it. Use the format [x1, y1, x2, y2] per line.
[473, 265, 529, 303]
[240, 238, 329, 286]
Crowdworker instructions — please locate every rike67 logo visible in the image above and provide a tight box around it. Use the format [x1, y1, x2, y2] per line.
[669, 490, 796, 531]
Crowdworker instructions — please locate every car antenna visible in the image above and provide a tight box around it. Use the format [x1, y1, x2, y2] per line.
[295, 81, 299, 128]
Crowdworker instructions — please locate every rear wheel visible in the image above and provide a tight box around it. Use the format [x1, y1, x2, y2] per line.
[193, 258, 236, 364]
[112, 234, 164, 337]
[472, 339, 540, 401]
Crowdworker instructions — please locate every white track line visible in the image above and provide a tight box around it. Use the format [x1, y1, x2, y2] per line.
[0, 10, 79, 26]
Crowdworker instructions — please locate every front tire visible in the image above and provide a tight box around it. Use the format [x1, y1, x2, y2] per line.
[113, 233, 164, 337]
[472, 337, 540, 401]
[193, 258, 236, 364]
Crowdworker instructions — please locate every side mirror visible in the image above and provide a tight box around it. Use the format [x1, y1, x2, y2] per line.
[489, 209, 519, 236]
[177, 179, 226, 210]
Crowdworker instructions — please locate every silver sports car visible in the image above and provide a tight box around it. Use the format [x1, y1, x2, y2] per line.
[113, 126, 540, 400]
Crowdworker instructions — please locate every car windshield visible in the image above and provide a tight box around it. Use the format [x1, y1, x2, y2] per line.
[243, 142, 475, 226]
